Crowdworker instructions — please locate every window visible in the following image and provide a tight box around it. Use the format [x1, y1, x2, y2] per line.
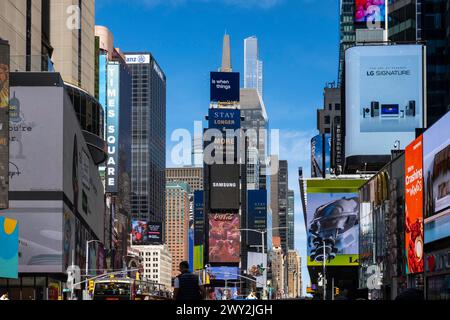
[324, 116, 331, 124]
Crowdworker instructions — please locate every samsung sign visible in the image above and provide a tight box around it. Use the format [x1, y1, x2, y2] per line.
[106, 63, 120, 193]
[125, 54, 150, 64]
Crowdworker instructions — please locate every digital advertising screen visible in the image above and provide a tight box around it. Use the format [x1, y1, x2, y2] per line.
[355, 0, 386, 23]
[306, 179, 365, 266]
[405, 136, 424, 274]
[311, 135, 324, 178]
[247, 252, 267, 288]
[424, 111, 450, 244]
[208, 213, 240, 263]
[0, 216, 18, 279]
[210, 164, 240, 210]
[209, 287, 238, 300]
[345, 45, 425, 158]
[131, 220, 162, 245]
[206, 266, 239, 281]
[0, 41, 9, 210]
[210, 72, 240, 103]
[247, 190, 267, 246]
[208, 108, 241, 130]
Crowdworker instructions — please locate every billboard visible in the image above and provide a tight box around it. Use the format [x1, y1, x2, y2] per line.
[194, 191, 204, 246]
[247, 190, 267, 247]
[209, 287, 238, 300]
[125, 54, 151, 65]
[208, 108, 241, 130]
[0, 216, 18, 278]
[325, 134, 331, 175]
[208, 213, 240, 263]
[131, 221, 162, 245]
[355, 0, 386, 23]
[345, 45, 424, 158]
[247, 252, 267, 288]
[194, 245, 204, 271]
[210, 72, 240, 102]
[105, 63, 120, 193]
[210, 164, 240, 210]
[306, 179, 365, 266]
[424, 111, 450, 243]
[405, 136, 424, 274]
[206, 266, 239, 281]
[311, 135, 324, 178]
[0, 41, 9, 209]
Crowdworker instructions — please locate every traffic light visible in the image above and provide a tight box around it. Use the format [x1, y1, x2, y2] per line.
[335, 287, 340, 296]
[88, 280, 94, 292]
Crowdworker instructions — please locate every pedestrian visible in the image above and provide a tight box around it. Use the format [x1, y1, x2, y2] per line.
[0, 292, 9, 300]
[173, 261, 205, 300]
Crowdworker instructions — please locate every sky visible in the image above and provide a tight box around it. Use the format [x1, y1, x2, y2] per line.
[96, 0, 340, 295]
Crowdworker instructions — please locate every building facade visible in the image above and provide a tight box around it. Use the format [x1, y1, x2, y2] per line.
[244, 36, 263, 97]
[165, 182, 190, 278]
[166, 167, 203, 192]
[125, 52, 166, 223]
[270, 243, 285, 299]
[270, 157, 289, 254]
[287, 190, 295, 251]
[287, 250, 302, 298]
[134, 245, 172, 290]
[317, 84, 341, 135]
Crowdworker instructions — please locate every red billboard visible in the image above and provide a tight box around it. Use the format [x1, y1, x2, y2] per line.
[208, 214, 240, 263]
[405, 136, 424, 274]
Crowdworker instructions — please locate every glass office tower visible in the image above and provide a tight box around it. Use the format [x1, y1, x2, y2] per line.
[244, 36, 263, 97]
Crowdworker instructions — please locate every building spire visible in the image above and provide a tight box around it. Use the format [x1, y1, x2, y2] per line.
[221, 33, 232, 72]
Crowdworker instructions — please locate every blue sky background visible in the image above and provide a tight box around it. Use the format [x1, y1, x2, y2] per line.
[96, 0, 340, 295]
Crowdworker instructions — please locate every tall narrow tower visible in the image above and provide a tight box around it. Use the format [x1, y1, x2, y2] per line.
[221, 33, 232, 72]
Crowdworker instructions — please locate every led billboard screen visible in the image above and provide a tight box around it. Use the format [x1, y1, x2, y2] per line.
[208, 108, 241, 130]
[247, 190, 267, 246]
[247, 252, 267, 288]
[210, 72, 240, 102]
[194, 191, 204, 246]
[311, 135, 324, 178]
[210, 164, 240, 210]
[0, 216, 18, 279]
[206, 266, 239, 281]
[131, 220, 163, 245]
[405, 136, 424, 273]
[208, 213, 240, 263]
[345, 45, 424, 158]
[424, 112, 450, 243]
[0, 41, 9, 209]
[306, 179, 365, 266]
[355, 0, 386, 23]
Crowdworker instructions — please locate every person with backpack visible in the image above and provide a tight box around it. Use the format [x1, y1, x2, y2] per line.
[173, 261, 205, 300]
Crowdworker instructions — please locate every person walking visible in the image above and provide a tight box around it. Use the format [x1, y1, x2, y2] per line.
[173, 261, 205, 300]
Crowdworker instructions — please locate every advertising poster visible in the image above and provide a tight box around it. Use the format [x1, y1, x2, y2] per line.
[306, 179, 365, 266]
[345, 45, 424, 157]
[424, 112, 450, 243]
[247, 190, 267, 246]
[210, 164, 240, 210]
[209, 213, 240, 263]
[247, 252, 267, 288]
[0, 41, 9, 209]
[194, 245, 204, 271]
[147, 223, 163, 244]
[209, 287, 238, 300]
[206, 266, 239, 281]
[131, 220, 150, 245]
[325, 134, 331, 175]
[194, 190, 204, 246]
[0, 216, 18, 279]
[355, 0, 386, 23]
[208, 108, 241, 130]
[405, 136, 424, 274]
[311, 135, 324, 178]
[210, 72, 240, 102]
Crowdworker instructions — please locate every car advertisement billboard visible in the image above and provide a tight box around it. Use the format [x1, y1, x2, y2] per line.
[405, 136, 424, 274]
[210, 72, 240, 103]
[0, 215, 18, 279]
[208, 213, 240, 263]
[311, 135, 324, 178]
[355, 0, 386, 23]
[247, 252, 267, 288]
[0, 41, 9, 210]
[210, 164, 240, 210]
[424, 111, 450, 243]
[247, 190, 267, 247]
[208, 108, 241, 130]
[194, 190, 204, 246]
[206, 266, 239, 281]
[345, 45, 424, 158]
[306, 179, 365, 266]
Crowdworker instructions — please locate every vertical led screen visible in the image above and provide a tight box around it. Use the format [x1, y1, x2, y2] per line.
[208, 213, 240, 263]
[424, 111, 450, 243]
[247, 190, 267, 246]
[311, 135, 324, 178]
[306, 179, 365, 266]
[355, 0, 386, 23]
[0, 216, 18, 279]
[0, 41, 9, 209]
[405, 136, 424, 274]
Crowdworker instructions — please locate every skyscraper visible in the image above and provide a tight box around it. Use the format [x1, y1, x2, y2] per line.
[125, 52, 166, 223]
[244, 36, 263, 97]
[165, 182, 190, 278]
[338, 0, 356, 86]
[270, 157, 289, 254]
[221, 33, 232, 72]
